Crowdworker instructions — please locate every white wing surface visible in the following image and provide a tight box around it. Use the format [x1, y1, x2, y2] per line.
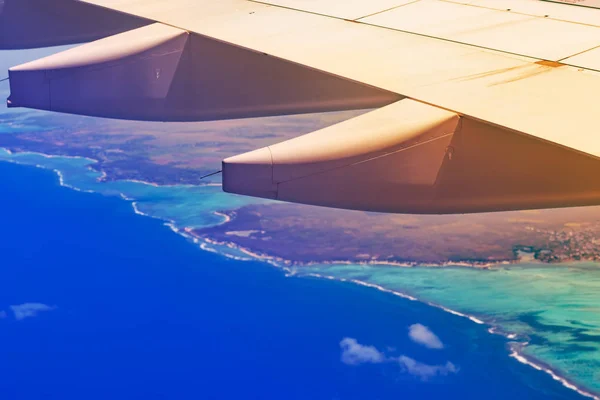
[4, 0, 600, 213]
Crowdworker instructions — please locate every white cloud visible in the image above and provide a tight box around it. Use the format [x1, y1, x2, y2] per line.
[340, 338, 386, 365]
[10, 303, 55, 320]
[397, 356, 458, 381]
[408, 324, 443, 349]
[340, 337, 458, 381]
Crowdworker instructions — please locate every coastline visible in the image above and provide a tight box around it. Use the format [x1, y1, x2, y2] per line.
[196, 234, 600, 400]
[120, 178, 222, 188]
[0, 147, 598, 400]
[197, 234, 600, 400]
[189, 233, 524, 270]
[0, 147, 591, 269]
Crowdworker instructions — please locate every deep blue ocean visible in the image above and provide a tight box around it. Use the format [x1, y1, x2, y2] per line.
[0, 161, 585, 400]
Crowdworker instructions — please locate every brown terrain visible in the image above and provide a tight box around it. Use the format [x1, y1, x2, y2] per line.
[2, 107, 600, 265]
[191, 204, 600, 265]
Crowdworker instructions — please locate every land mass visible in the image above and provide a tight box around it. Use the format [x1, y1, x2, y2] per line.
[3, 109, 600, 266]
[191, 204, 600, 265]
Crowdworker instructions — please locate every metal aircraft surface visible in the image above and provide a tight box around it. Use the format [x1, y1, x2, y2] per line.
[3, 0, 600, 214]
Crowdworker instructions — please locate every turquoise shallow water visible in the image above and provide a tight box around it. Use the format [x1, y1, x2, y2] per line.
[295, 263, 600, 396]
[0, 148, 259, 229]
[1, 148, 599, 399]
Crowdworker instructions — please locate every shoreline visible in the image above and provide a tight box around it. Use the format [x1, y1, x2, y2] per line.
[188, 232, 571, 270]
[197, 236, 600, 400]
[191, 236, 600, 400]
[1, 149, 599, 400]
[508, 342, 599, 400]
[1, 147, 594, 269]
[0, 148, 220, 188]
[118, 178, 222, 188]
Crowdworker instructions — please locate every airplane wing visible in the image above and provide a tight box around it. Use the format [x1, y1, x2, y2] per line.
[4, 0, 600, 213]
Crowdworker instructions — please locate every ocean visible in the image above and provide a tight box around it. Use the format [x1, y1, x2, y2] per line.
[2, 46, 599, 400]
[0, 152, 589, 399]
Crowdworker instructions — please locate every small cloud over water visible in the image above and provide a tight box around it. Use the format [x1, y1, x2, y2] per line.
[340, 338, 386, 365]
[408, 324, 444, 349]
[339, 337, 458, 381]
[397, 355, 457, 380]
[10, 303, 55, 320]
